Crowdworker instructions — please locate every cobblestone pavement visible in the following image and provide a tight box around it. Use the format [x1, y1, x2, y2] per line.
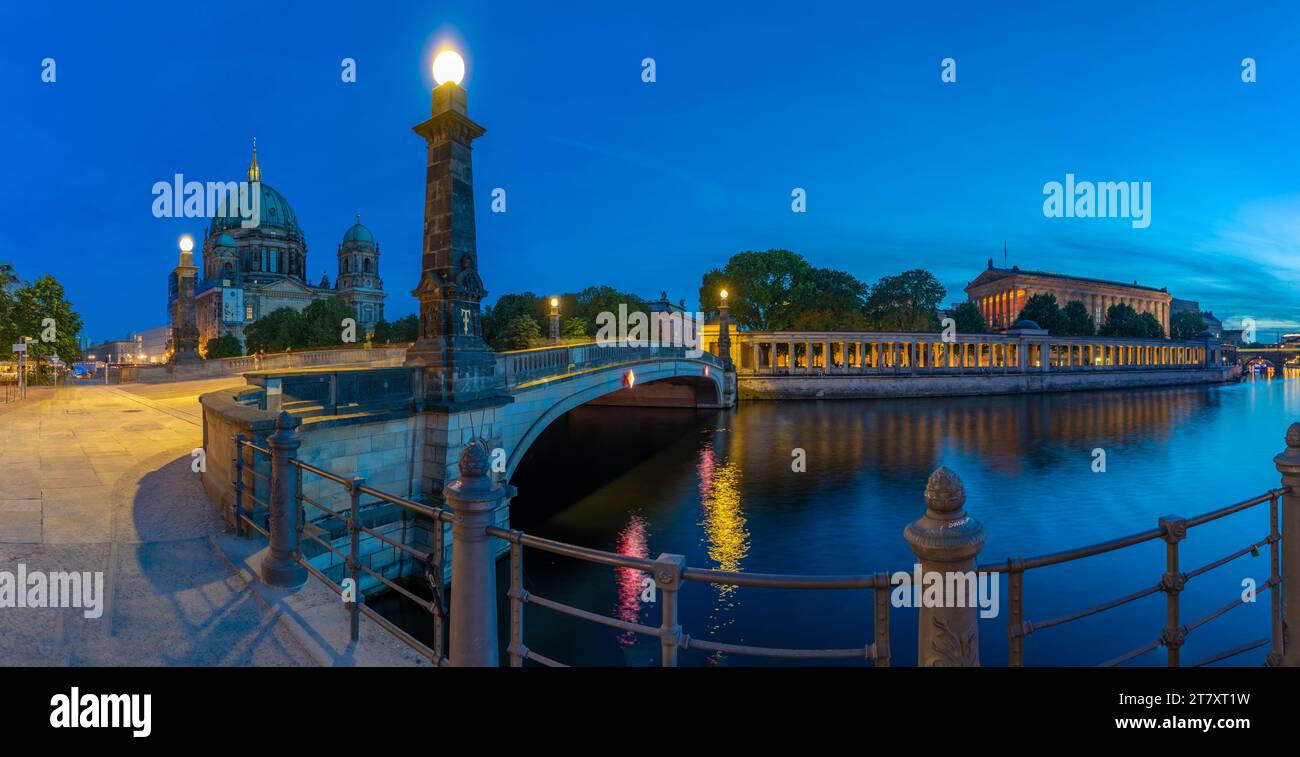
[0, 380, 316, 666]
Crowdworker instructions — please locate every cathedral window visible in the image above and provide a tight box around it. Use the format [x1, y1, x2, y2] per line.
[363, 258, 371, 272]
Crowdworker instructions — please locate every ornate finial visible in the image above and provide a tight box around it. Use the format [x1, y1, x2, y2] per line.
[275, 410, 294, 430]
[924, 467, 966, 515]
[1287, 423, 1300, 449]
[248, 136, 261, 183]
[459, 438, 490, 478]
[356, 211, 361, 224]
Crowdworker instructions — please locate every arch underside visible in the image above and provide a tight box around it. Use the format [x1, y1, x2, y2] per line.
[503, 360, 723, 480]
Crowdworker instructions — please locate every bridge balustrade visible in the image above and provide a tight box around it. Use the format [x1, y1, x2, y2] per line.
[497, 341, 724, 387]
[233, 408, 1300, 667]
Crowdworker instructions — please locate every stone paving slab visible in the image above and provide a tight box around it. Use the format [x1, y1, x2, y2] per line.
[0, 383, 316, 667]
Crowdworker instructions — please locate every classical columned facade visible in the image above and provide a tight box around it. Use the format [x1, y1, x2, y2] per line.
[715, 328, 1223, 376]
[964, 264, 1173, 334]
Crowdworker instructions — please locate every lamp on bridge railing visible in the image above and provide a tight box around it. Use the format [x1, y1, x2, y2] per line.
[717, 288, 733, 370]
[549, 297, 560, 345]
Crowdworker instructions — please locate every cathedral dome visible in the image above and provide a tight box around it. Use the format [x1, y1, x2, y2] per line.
[343, 216, 374, 244]
[210, 182, 300, 234]
[216, 233, 237, 248]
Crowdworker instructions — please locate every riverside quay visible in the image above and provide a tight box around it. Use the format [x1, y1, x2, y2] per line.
[9, 2, 1300, 719]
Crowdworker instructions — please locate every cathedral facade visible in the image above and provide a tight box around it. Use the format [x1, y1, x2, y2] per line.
[189, 144, 386, 352]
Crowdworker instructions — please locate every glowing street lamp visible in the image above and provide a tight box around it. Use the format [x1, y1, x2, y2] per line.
[433, 49, 465, 86]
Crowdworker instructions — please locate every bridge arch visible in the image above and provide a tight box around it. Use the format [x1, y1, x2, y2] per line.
[500, 359, 723, 481]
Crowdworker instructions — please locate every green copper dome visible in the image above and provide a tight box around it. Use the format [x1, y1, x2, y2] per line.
[211, 182, 300, 233]
[343, 214, 374, 244]
[216, 233, 237, 248]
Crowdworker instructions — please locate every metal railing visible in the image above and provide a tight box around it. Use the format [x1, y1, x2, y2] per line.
[484, 528, 892, 667]
[230, 412, 1300, 667]
[232, 420, 450, 665]
[497, 341, 724, 387]
[980, 489, 1286, 667]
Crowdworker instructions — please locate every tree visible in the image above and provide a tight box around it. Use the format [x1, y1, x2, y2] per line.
[483, 292, 542, 349]
[863, 269, 945, 331]
[1059, 300, 1096, 336]
[561, 317, 587, 339]
[698, 249, 814, 329]
[11, 275, 84, 376]
[1098, 303, 1147, 338]
[301, 297, 357, 348]
[949, 302, 986, 334]
[243, 307, 305, 353]
[500, 315, 541, 350]
[789, 268, 871, 330]
[1016, 293, 1065, 334]
[372, 314, 419, 344]
[1170, 311, 1207, 340]
[1138, 312, 1166, 339]
[204, 334, 243, 359]
[569, 286, 648, 336]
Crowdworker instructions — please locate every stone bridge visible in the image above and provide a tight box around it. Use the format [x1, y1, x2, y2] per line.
[198, 341, 732, 587]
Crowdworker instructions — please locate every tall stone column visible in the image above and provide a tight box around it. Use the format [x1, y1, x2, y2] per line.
[403, 61, 514, 559]
[167, 240, 202, 365]
[406, 75, 507, 411]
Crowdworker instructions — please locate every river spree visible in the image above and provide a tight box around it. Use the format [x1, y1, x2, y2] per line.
[501, 374, 1298, 666]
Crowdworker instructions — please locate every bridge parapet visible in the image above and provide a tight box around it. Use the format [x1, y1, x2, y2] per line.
[497, 341, 723, 387]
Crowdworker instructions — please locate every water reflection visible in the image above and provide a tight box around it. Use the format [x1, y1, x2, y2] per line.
[696, 441, 749, 636]
[612, 515, 650, 647]
[503, 379, 1288, 666]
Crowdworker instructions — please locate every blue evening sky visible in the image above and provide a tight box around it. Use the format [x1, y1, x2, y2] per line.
[4, 0, 1299, 342]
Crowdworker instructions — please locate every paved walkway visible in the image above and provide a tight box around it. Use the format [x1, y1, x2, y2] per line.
[0, 380, 317, 666]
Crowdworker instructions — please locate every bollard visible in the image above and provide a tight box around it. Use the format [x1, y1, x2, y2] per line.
[444, 439, 507, 666]
[260, 411, 307, 587]
[1273, 423, 1300, 666]
[904, 467, 985, 666]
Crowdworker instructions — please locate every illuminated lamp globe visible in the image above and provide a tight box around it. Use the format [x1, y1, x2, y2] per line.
[720, 289, 729, 301]
[550, 298, 559, 308]
[179, 235, 194, 253]
[433, 49, 465, 86]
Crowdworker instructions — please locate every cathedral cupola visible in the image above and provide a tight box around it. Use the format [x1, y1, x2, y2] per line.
[337, 212, 380, 290]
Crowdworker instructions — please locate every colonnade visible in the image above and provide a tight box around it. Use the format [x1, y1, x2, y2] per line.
[972, 289, 1171, 335]
[734, 334, 1215, 375]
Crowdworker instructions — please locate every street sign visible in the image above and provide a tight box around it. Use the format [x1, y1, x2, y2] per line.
[12, 343, 26, 353]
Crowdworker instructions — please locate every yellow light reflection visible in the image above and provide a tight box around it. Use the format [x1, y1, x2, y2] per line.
[696, 444, 749, 646]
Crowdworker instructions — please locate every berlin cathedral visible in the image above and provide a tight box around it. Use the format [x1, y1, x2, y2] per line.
[189, 143, 387, 351]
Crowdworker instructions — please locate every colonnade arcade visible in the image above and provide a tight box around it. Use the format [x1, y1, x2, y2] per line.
[731, 333, 1217, 375]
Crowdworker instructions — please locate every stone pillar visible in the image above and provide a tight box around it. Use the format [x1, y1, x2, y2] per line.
[1274, 424, 1300, 666]
[167, 244, 202, 365]
[261, 411, 307, 588]
[905, 467, 985, 666]
[445, 440, 507, 667]
[406, 75, 504, 409]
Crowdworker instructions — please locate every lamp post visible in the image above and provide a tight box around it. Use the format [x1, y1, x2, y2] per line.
[717, 289, 732, 368]
[549, 297, 560, 345]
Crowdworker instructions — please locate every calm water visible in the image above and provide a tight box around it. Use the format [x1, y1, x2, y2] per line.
[497, 373, 1300, 666]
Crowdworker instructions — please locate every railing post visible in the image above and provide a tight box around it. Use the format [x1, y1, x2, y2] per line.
[232, 434, 246, 537]
[1157, 515, 1187, 666]
[444, 440, 506, 667]
[654, 553, 686, 667]
[904, 467, 985, 666]
[1273, 423, 1300, 666]
[348, 475, 365, 643]
[261, 411, 307, 587]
